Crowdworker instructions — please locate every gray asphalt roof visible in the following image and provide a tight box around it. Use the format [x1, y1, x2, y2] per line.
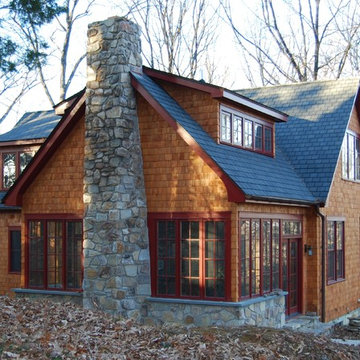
[0, 191, 20, 211]
[132, 71, 317, 204]
[0, 110, 60, 142]
[238, 78, 359, 203]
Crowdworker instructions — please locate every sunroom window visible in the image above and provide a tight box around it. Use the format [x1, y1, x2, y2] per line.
[220, 106, 273, 155]
[27, 218, 83, 290]
[149, 213, 230, 301]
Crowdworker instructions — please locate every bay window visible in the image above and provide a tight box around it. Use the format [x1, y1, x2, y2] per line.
[27, 218, 82, 290]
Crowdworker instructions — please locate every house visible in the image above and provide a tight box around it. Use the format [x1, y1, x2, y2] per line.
[0, 110, 61, 294]
[1, 16, 360, 328]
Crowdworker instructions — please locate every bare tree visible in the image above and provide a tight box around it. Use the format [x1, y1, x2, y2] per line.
[221, 0, 360, 85]
[121, 0, 218, 80]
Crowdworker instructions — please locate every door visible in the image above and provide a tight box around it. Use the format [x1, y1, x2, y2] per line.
[281, 238, 300, 315]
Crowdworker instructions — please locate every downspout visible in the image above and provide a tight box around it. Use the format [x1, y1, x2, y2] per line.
[315, 205, 326, 322]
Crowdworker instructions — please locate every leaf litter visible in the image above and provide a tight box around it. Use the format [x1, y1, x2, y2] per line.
[0, 296, 359, 359]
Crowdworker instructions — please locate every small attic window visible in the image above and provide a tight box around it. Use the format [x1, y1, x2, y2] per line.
[1, 150, 35, 190]
[220, 106, 274, 156]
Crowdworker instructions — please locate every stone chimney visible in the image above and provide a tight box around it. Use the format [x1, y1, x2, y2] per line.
[83, 17, 150, 320]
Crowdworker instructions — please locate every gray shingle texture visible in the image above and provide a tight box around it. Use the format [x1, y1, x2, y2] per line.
[0, 110, 60, 142]
[239, 78, 359, 203]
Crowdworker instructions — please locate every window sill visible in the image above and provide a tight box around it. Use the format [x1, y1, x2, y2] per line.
[327, 278, 345, 286]
[147, 291, 287, 307]
[12, 288, 83, 296]
[8, 272, 21, 275]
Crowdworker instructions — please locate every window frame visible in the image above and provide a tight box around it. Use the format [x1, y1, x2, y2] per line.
[148, 212, 231, 301]
[219, 105, 274, 156]
[0, 147, 37, 190]
[8, 227, 21, 274]
[25, 214, 83, 291]
[239, 212, 303, 300]
[342, 130, 360, 182]
[327, 218, 345, 284]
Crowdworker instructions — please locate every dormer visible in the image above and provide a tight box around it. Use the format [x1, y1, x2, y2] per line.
[142, 67, 287, 158]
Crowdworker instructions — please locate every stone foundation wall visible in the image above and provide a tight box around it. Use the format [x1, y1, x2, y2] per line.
[83, 17, 150, 319]
[145, 293, 286, 328]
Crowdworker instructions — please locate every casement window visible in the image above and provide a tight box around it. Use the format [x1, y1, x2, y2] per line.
[342, 131, 360, 181]
[220, 106, 273, 155]
[27, 218, 83, 290]
[327, 220, 345, 283]
[9, 228, 21, 273]
[240, 216, 302, 298]
[1, 150, 35, 190]
[148, 213, 231, 301]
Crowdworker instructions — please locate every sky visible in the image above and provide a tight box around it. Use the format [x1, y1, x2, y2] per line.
[0, 0, 257, 134]
[0, 0, 338, 134]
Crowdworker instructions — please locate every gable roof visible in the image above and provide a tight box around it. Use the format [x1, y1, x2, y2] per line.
[131, 70, 316, 205]
[238, 78, 360, 203]
[0, 110, 60, 143]
[3, 90, 86, 206]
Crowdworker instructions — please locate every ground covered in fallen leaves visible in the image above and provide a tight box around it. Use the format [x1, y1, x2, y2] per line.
[0, 296, 359, 359]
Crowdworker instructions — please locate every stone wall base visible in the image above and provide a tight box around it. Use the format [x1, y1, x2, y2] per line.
[13, 289, 83, 306]
[144, 293, 286, 328]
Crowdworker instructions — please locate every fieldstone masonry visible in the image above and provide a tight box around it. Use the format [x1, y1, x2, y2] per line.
[83, 16, 150, 319]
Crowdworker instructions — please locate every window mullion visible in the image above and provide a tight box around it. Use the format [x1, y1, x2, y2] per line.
[175, 220, 181, 298]
[63, 220, 66, 290]
[44, 221, 48, 290]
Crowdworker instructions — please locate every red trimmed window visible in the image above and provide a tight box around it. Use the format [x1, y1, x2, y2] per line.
[220, 106, 273, 155]
[1, 150, 35, 190]
[9, 228, 21, 273]
[342, 131, 360, 181]
[148, 213, 231, 301]
[240, 216, 302, 298]
[27, 219, 83, 290]
[327, 220, 345, 282]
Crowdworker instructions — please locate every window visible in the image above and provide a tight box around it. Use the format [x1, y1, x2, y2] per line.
[240, 215, 301, 298]
[220, 106, 273, 155]
[342, 132, 360, 181]
[149, 213, 230, 300]
[327, 220, 345, 282]
[27, 218, 82, 290]
[9, 228, 21, 273]
[1, 150, 35, 189]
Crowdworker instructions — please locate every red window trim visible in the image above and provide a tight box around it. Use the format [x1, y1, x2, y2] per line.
[0, 147, 38, 190]
[238, 212, 303, 300]
[148, 212, 231, 301]
[326, 219, 345, 285]
[8, 226, 21, 275]
[219, 105, 274, 157]
[25, 215, 83, 292]
[342, 131, 360, 182]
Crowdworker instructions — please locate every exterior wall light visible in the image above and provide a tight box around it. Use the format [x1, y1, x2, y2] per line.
[304, 244, 313, 256]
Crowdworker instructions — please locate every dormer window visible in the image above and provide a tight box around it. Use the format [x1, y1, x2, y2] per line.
[220, 106, 274, 155]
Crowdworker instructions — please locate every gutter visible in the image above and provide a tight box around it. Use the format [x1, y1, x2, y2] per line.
[315, 205, 326, 323]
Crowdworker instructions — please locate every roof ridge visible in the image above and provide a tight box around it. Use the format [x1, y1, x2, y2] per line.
[236, 77, 360, 92]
